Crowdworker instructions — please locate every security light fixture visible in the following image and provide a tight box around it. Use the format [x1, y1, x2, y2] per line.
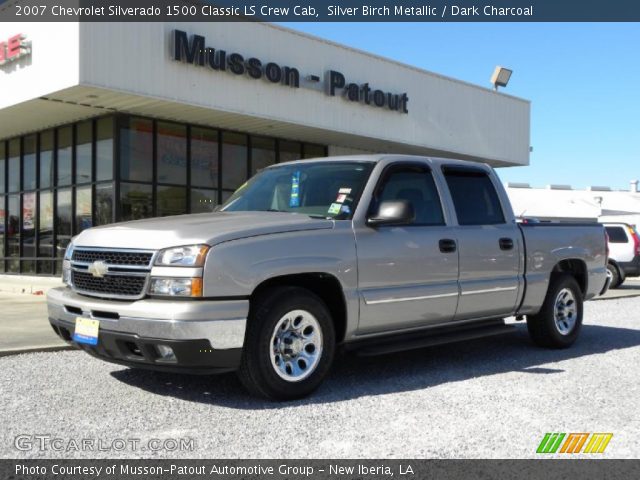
[491, 66, 513, 91]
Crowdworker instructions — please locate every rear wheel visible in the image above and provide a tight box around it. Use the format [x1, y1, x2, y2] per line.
[607, 262, 623, 289]
[237, 287, 335, 400]
[527, 274, 583, 348]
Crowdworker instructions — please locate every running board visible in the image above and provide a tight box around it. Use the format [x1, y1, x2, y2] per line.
[349, 319, 516, 357]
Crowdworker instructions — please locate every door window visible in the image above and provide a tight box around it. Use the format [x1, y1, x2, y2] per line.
[443, 168, 505, 225]
[373, 166, 445, 226]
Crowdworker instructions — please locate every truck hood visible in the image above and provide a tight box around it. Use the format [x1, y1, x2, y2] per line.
[73, 211, 334, 250]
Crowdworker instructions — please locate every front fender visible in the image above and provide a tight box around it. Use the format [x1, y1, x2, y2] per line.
[202, 223, 358, 299]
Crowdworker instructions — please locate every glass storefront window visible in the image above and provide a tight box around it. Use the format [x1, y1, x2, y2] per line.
[38, 190, 54, 260]
[76, 185, 92, 232]
[22, 192, 36, 273]
[40, 131, 54, 190]
[120, 183, 153, 221]
[222, 132, 248, 190]
[191, 127, 218, 189]
[279, 140, 301, 163]
[0, 141, 5, 194]
[191, 188, 217, 213]
[0, 196, 5, 260]
[157, 122, 187, 185]
[251, 136, 276, 175]
[23, 135, 37, 191]
[96, 117, 113, 181]
[55, 188, 72, 258]
[37, 190, 54, 270]
[76, 121, 93, 184]
[7, 194, 19, 272]
[8, 139, 20, 192]
[57, 127, 73, 187]
[95, 183, 113, 226]
[120, 117, 153, 182]
[303, 143, 326, 159]
[157, 185, 187, 217]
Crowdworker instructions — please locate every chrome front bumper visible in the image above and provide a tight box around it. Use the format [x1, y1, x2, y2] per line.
[46, 287, 248, 350]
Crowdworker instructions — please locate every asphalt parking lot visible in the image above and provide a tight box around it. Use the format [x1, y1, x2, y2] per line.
[1, 292, 639, 459]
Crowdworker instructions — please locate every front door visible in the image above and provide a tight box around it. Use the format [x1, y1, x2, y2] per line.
[355, 163, 459, 334]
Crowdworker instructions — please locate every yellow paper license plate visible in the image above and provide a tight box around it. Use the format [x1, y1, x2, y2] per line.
[73, 317, 100, 346]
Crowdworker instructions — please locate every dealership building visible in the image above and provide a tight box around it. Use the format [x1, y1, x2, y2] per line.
[0, 21, 530, 277]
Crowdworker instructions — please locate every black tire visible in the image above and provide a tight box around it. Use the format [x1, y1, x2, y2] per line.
[607, 263, 622, 289]
[527, 274, 583, 349]
[237, 286, 335, 401]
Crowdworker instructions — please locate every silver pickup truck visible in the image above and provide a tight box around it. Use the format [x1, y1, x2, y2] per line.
[48, 155, 610, 400]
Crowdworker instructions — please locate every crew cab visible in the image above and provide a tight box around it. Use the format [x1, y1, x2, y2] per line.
[47, 155, 610, 400]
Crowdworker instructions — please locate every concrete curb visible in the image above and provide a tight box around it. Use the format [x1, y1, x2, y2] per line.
[0, 344, 77, 358]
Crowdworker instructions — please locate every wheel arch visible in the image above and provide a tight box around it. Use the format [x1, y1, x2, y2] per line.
[249, 273, 348, 344]
[551, 259, 588, 297]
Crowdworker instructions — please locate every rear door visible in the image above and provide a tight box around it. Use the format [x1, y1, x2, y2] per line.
[355, 163, 459, 334]
[442, 166, 522, 320]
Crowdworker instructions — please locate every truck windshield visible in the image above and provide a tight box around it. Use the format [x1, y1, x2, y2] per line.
[221, 161, 375, 219]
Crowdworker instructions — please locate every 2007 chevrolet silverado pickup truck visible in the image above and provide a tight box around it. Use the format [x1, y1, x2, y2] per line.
[48, 155, 610, 400]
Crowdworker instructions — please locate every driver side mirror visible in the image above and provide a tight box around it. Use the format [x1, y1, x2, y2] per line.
[367, 200, 415, 227]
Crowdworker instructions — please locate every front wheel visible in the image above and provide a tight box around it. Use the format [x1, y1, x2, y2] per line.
[237, 287, 335, 400]
[527, 274, 583, 349]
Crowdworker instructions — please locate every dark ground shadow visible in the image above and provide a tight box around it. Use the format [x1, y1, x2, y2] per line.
[110, 324, 640, 409]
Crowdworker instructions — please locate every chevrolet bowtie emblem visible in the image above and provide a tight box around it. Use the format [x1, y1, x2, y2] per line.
[87, 260, 109, 278]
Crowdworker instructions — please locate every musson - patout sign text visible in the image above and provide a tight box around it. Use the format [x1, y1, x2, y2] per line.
[172, 30, 409, 114]
[0, 33, 31, 67]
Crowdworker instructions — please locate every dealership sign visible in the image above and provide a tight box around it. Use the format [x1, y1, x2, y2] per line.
[172, 30, 409, 114]
[0, 33, 31, 67]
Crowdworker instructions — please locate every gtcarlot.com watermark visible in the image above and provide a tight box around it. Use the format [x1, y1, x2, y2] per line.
[14, 435, 196, 453]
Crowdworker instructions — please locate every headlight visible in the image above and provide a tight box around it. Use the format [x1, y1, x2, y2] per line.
[155, 245, 209, 267]
[149, 277, 203, 297]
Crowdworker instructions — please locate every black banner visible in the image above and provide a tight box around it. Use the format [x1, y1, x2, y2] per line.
[3, 460, 640, 480]
[1, 0, 640, 22]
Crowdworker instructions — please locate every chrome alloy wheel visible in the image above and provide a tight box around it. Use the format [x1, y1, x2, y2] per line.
[269, 309, 323, 382]
[554, 288, 577, 335]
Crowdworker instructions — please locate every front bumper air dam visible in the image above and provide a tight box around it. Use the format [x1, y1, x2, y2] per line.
[46, 287, 248, 374]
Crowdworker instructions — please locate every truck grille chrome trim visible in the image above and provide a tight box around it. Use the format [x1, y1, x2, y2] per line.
[69, 248, 157, 300]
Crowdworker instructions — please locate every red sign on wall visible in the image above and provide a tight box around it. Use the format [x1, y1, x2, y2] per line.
[0, 33, 31, 66]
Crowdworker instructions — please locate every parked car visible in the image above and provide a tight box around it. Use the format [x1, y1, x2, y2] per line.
[47, 155, 610, 400]
[602, 222, 640, 288]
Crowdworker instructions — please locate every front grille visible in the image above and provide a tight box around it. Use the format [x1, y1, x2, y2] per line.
[70, 248, 156, 299]
[72, 249, 153, 266]
[72, 271, 147, 298]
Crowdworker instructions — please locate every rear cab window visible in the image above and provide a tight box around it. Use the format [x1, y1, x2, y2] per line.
[442, 167, 505, 225]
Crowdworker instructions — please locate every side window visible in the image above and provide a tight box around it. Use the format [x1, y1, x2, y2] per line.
[444, 168, 505, 225]
[373, 166, 445, 226]
[605, 226, 628, 243]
